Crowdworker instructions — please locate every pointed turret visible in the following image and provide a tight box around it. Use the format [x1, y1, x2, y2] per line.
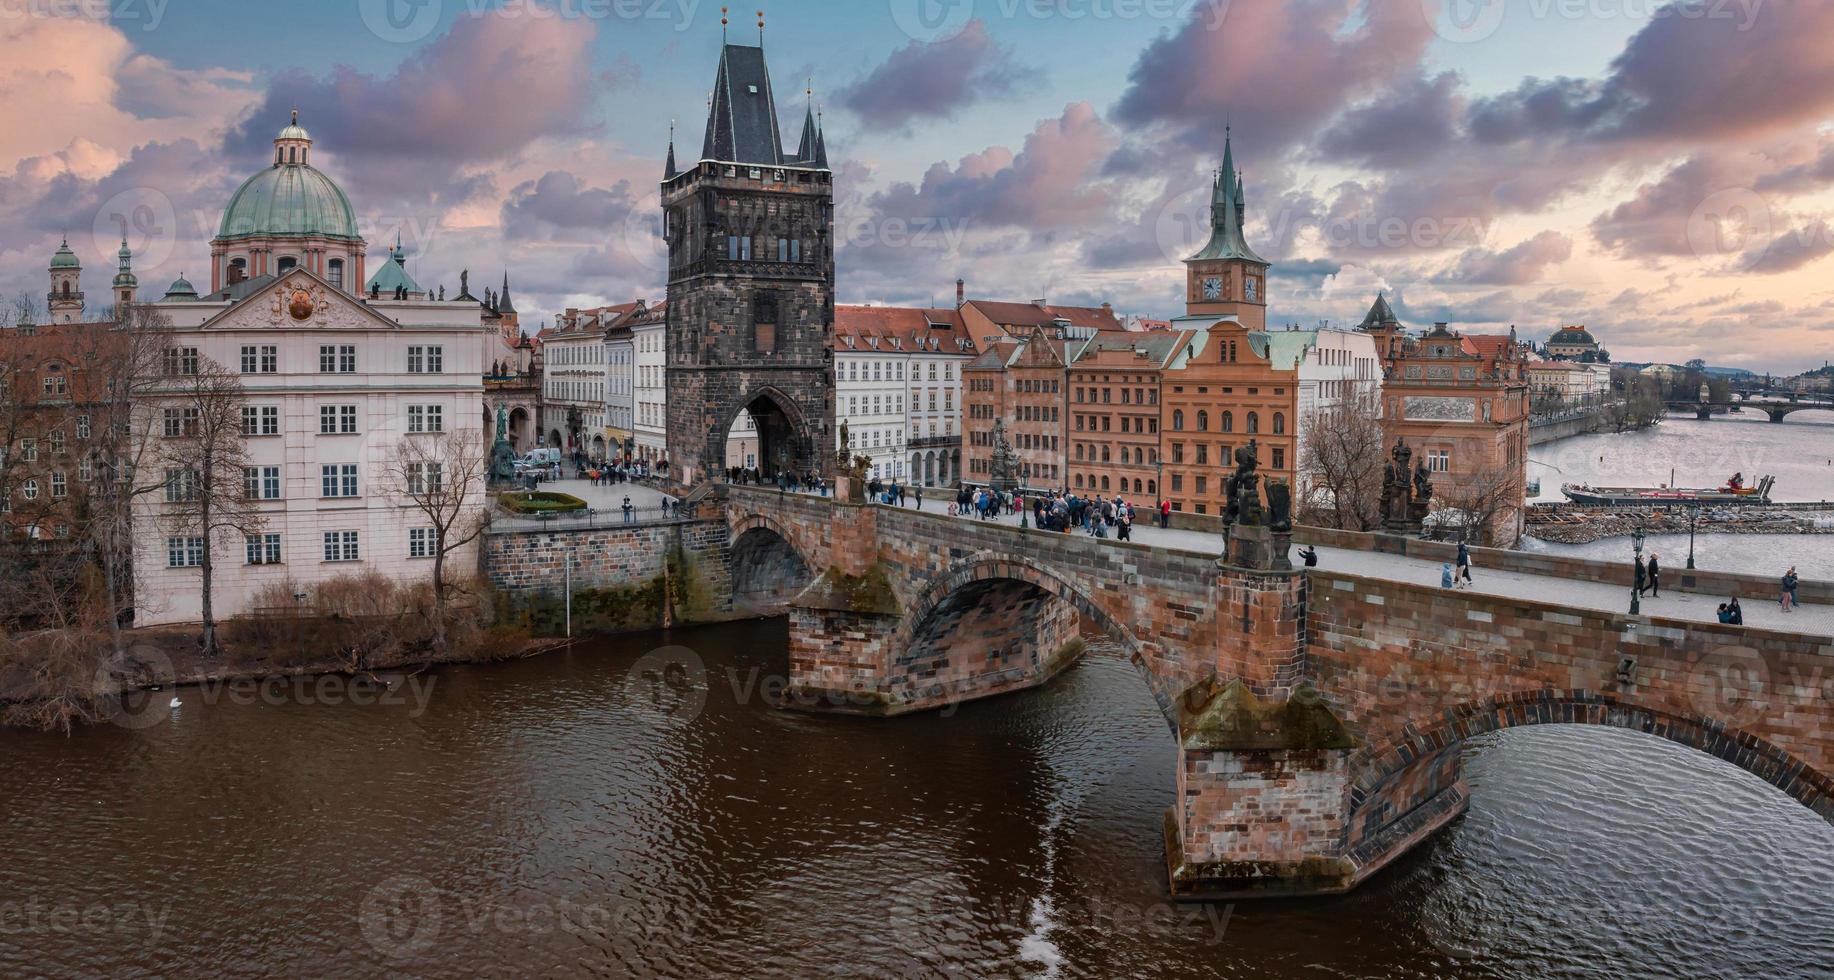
[1186, 129, 1266, 265]
[1358, 292, 1401, 332]
[664, 132, 678, 180]
[112, 236, 137, 308]
[794, 102, 818, 164]
[699, 42, 786, 165]
[813, 113, 829, 169]
[499, 272, 516, 314]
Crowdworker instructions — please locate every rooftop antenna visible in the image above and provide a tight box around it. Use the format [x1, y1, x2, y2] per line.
[720, 6, 727, 41]
[757, 9, 764, 44]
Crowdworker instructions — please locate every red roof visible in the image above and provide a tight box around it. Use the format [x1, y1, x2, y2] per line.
[966, 299, 1122, 332]
[834, 305, 977, 356]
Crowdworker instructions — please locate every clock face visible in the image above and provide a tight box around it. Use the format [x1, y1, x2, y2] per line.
[1244, 278, 1259, 302]
[1202, 276, 1222, 300]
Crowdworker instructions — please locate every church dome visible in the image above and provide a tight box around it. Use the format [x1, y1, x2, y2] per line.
[50, 239, 80, 269]
[163, 274, 198, 300]
[216, 112, 360, 242]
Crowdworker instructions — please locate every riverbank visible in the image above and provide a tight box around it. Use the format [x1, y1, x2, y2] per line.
[1526, 503, 1834, 544]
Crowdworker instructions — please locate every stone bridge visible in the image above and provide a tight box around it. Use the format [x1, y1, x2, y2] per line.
[1671, 396, 1834, 422]
[720, 484, 1834, 900]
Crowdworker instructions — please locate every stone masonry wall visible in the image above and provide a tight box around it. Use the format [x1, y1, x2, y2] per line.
[481, 519, 734, 633]
[1306, 569, 1834, 838]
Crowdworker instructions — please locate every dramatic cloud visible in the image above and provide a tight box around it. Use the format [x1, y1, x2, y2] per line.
[1113, 0, 1436, 162]
[225, 12, 598, 169]
[1441, 231, 1573, 285]
[502, 171, 643, 240]
[865, 102, 1117, 231]
[838, 20, 1021, 129]
[1315, 72, 1462, 170]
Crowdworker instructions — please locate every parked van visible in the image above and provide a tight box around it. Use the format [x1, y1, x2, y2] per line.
[520, 447, 562, 467]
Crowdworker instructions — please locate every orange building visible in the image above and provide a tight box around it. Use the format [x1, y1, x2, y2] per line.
[962, 326, 1071, 489]
[1362, 299, 1531, 545]
[1067, 330, 1190, 502]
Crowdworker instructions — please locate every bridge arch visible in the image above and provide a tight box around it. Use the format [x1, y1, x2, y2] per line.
[894, 555, 1142, 659]
[728, 515, 816, 611]
[1354, 689, 1834, 826]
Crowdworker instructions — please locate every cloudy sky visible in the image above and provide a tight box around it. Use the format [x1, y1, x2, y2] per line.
[2, 0, 1830, 371]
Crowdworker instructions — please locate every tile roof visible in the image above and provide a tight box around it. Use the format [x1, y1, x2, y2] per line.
[834, 305, 977, 355]
[967, 299, 1122, 332]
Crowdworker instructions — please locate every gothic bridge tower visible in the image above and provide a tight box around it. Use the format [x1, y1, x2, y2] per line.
[662, 38, 835, 486]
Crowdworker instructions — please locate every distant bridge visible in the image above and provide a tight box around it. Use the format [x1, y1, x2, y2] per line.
[1668, 394, 1834, 422]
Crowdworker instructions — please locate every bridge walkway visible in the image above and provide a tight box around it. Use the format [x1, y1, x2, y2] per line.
[818, 490, 1834, 637]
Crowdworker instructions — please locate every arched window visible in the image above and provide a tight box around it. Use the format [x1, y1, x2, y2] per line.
[1147, 479, 1156, 496]
[1247, 411, 1260, 434]
[1172, 410, 1184, 431]
[61, 282, 71, 298]
[1221, 411, 1234, 433]
[1133, 447, 1143, 465]
[1101, 445, 1111, 463]
[1101, 476, 1110, 491]
[1075, 444, 1084, 461]
[1273, 412, 1286, 435]
[1196, 410, 1208, 431]
[277, 257, 297, 274]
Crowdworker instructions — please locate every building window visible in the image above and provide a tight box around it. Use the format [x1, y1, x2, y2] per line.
[49, 472, 66, 499]
[21, 479, 38, 501]
[48, 430, 64, 455]
[320, 405, 359, 434]
[246, 534, 282, 565]
[409, 527, 435, 558]
[1247, 412, 1260, 434]
[42, 373, 67, 397]
[321, 464, 359, 498]
[1273, 412, 1286, 435]
[163, 347, 199, 376]
[1197, 410, 1208, 431]
[243, 466, 282, 500]
[327, 259, 344, 290]
[164, 468, 198, 503]
[241, 345, 278, 374]
[1428, 450, 1450, 473]
[75, 415, 90, 439]
[162, 407, 200, 438]
[1272, 447, 1286, 470]
[20, 438, 36, 462]
[753, 291, 777, 354]
[166, 536, 204, 568]
[320, 344, 357, 373]
[407, 404, 444, 433]
[1172, 410, 1184, 431]
[405, 462, 443, 495]
[727, 235, 751, 261]
[408, 345, 444, 374]
[323, 531, 360, 562]
[241, 406, 280, 436]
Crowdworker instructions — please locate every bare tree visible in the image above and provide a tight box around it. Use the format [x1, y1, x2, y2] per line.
[386, 426, 488, 648]
[1297, 382, 1385, 531]
[148, 348, 262, 656]
[1430, 466, 1524, 548]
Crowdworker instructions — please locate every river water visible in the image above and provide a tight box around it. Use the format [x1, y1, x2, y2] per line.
[1528, 412, 1834, 579]
[4, 620, 1831, 978]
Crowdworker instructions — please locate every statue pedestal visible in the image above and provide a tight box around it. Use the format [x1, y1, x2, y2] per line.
[1222, 524, 1290, 571]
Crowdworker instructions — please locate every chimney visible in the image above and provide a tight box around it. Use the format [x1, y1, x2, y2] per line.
[956, 277, 964, 308]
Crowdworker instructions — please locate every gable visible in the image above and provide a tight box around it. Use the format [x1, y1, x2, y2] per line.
[199, 268, 406, 332]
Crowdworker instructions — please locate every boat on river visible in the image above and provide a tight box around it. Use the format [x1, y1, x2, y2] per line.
[1560, 474, 1775, 506]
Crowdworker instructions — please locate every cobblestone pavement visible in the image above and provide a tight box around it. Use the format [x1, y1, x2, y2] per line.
[850, 491, 1834, 637]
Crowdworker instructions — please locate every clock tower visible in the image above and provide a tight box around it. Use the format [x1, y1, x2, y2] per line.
[1183, 132, 1267, 328]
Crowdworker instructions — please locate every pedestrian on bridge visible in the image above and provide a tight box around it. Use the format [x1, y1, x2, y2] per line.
[1456, 541, 1473, 587]
[1782, 567, 1799, 612]
[1441, 563, 1454, 589]
[622, 496, 634, 524]
[1635, 555, 1648, 597]
[1647, 553, 1662, 598]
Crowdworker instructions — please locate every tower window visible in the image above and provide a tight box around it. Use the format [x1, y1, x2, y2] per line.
[328, 259, 344, 289]
[752, 291, 778, 354]
[277, 257, 297, 274]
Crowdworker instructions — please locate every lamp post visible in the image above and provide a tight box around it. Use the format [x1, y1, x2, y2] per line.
[1686, 502, 1700, 570]
[1630, 523, 1645, 616]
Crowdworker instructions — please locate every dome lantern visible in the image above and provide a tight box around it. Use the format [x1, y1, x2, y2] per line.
[274, 108, 313, 167]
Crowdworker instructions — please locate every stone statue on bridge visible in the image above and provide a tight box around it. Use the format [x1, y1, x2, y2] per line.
[488, 404, 517, 485]
[1221, 438, 1293, 571]
[989, 418, 1021, 493]
[1381, 438, 1430, 535]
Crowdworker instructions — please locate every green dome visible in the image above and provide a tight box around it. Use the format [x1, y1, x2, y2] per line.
[163, 274, 198, 299]
[50, 240, 79, 269]
[217, 161, 360, 241]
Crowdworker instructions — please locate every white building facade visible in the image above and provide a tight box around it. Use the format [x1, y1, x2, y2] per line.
[630, 301, 668, 465]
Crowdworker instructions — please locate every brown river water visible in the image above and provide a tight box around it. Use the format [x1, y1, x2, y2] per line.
[3, 618, 1831, 978]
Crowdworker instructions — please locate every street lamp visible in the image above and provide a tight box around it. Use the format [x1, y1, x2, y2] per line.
[1630, 523, 1645, 616]
[1685, 502, 1700, 570]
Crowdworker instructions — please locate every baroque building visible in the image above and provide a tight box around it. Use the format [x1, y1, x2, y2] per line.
[662, 41, 835, 485]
